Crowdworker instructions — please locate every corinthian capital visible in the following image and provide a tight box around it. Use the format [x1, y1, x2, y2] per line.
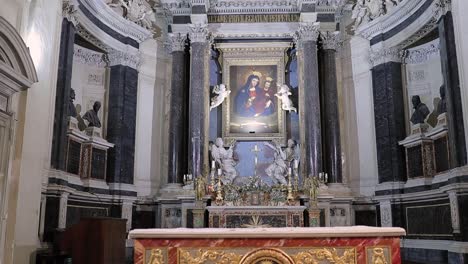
[295, 22, 320, 42]
[168, 33, 188, 52]
[189, 24, 210, 43]
[63, 0, 79, 26]
[321, 31, 342, 50]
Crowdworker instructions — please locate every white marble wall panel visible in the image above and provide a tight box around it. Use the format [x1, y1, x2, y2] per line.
[349, 36, 379, 196]
[452, 0, 468, 160]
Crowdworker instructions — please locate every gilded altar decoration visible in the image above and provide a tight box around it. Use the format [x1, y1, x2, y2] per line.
[291, 248, 356, 264]
[366, 247, 391, 264]
[240, 248, 295, 264]
[148, 249, 165, 264]
[179, 248, 243, 264]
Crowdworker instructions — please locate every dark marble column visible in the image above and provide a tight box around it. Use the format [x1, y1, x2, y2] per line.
[320, 31, 342, 183]
[51, 18, 75, 170]
[166, 34, 188, 184]
[188, 24, 209, 178]
[438, 12, 467, 167]
[370, 48, 406, 183]
[106, 51, 139, 184]
[296, 22, 322, 177]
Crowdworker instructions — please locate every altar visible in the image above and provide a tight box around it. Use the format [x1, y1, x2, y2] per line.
[129, 226, 406, 264]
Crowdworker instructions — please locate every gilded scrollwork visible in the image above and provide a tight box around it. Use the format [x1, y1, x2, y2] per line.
[291, 248, 356, 264]
[179, 248, 243, 264]
[370, 248, 388, 264]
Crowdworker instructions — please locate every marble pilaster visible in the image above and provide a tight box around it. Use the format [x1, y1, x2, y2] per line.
[321, 31, 342, 183]
[296, 22, 322, 178]
[167, 33, 188, 184]
[51, 18, 75, 170]
[107, 64, 139, 184]
[370, 47, 407, 183]
[122, 201, 134, 232]
[189, 24, 210, 179]
[438, 12, 467, 168]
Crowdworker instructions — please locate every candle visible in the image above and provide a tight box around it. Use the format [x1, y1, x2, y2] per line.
[288, 168, 292, 175]
[217, 168, 222, 176]
[325, 173, 328, 182]
[294, 160, 299, 169]
[211, 160, 215, 169]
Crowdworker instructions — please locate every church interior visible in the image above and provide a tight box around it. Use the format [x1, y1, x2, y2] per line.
[0, 0, 468, 263]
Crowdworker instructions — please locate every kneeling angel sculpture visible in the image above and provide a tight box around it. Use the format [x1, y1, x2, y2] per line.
[210, 84, 231, 111]
[275, 84, 297, 113]
[210, 138, 238, 184]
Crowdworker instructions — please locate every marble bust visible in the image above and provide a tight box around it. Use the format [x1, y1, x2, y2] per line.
[437, 85, 447, 115]
[83, 101, 102, 128]
[68, 89, 77, 118]
[410, 95, 430, 125]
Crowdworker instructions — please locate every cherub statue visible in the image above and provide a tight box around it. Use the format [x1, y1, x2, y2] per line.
[210, 84, 231, 111]
[275, 84, 297, 113]
[211, 138, 238, 184]
[263, 141, 288, 185]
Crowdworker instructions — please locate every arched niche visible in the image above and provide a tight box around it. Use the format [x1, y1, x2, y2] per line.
[0, 15, 38, 260]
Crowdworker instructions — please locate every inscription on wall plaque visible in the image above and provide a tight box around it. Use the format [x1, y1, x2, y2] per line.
[208, 14, 300, 23]
[66, 140, 81, 175]
[91, 148, 106, 180]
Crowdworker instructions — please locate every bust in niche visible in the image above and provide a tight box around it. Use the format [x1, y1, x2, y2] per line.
[437, 84, 447, 115]
[68, 88, 77, 117]
[83, 101, 102, 128]
[410, 95, 430, 125]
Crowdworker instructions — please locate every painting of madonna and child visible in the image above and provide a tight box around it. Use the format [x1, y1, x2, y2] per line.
[229, 65, 280, 134]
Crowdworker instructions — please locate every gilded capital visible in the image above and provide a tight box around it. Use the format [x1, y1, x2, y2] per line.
[168, 33, 188, 52]
[321, 31, 342, 50]
[295, 22, 320, 42]
[189, 23, 210, 43]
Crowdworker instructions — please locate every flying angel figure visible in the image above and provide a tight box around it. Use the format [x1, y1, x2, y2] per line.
[210, 84, 231, 111]
[275, 84, 297, 113]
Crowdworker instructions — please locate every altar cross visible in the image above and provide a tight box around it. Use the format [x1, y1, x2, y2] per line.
[250, 144, 261, 176]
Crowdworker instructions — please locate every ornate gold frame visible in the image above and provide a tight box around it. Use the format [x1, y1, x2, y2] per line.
[218, 43, 290, 142]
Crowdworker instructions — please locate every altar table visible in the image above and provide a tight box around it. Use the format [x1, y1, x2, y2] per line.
[129, 226, 405, 264]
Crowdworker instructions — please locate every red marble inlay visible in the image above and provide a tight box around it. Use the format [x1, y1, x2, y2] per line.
[135, 237, 401, 264]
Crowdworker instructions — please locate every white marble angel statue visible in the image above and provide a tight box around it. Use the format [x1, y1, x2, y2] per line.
[284, 139, 300, 169]
[108, 0, 153, 29]
[211, 138, 238, 184]
[263, 141, 288, 185]
[275, 84, 297, 113]
[210, 84, 231, 111]
[351, 0, 369, 30]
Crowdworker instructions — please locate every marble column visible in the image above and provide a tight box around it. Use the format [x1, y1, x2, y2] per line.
[296, 22, 322, 177]
[58, 192, 69, 229]
[107, 51, 139, 184]
[320, 31, 342, 183]
[439, 12, 467, 167]
[369, 47, 406, 183]
[167, 33, 188, 184]
[51, 18, 75, 170]
[188, 24, 210, 178]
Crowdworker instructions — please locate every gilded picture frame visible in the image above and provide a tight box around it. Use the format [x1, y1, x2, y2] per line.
[219, 43, 289, 142]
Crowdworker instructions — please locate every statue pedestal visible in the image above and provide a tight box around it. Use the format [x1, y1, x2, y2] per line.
[399, 123, 434, 179]
[426, 113, 450, 173]
[65, 118, 114, 180]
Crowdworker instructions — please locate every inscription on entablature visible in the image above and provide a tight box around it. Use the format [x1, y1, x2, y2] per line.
[208, 14, 300, 23]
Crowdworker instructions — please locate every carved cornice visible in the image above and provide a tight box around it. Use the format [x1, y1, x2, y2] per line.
[321, 31, 342, 50]
[295, 22, 320, 42]
[79, 0, 152, 43]
[404, 41, 440, 64]
[108, 49, 141, 69]
[208, 0, 299, 14]
[189, 24, 210, 43]
[73, 45, 108, 67]
[167, 33, 188, 52]
[369, 46, 403, 67]
[214, 32, 294, 39]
